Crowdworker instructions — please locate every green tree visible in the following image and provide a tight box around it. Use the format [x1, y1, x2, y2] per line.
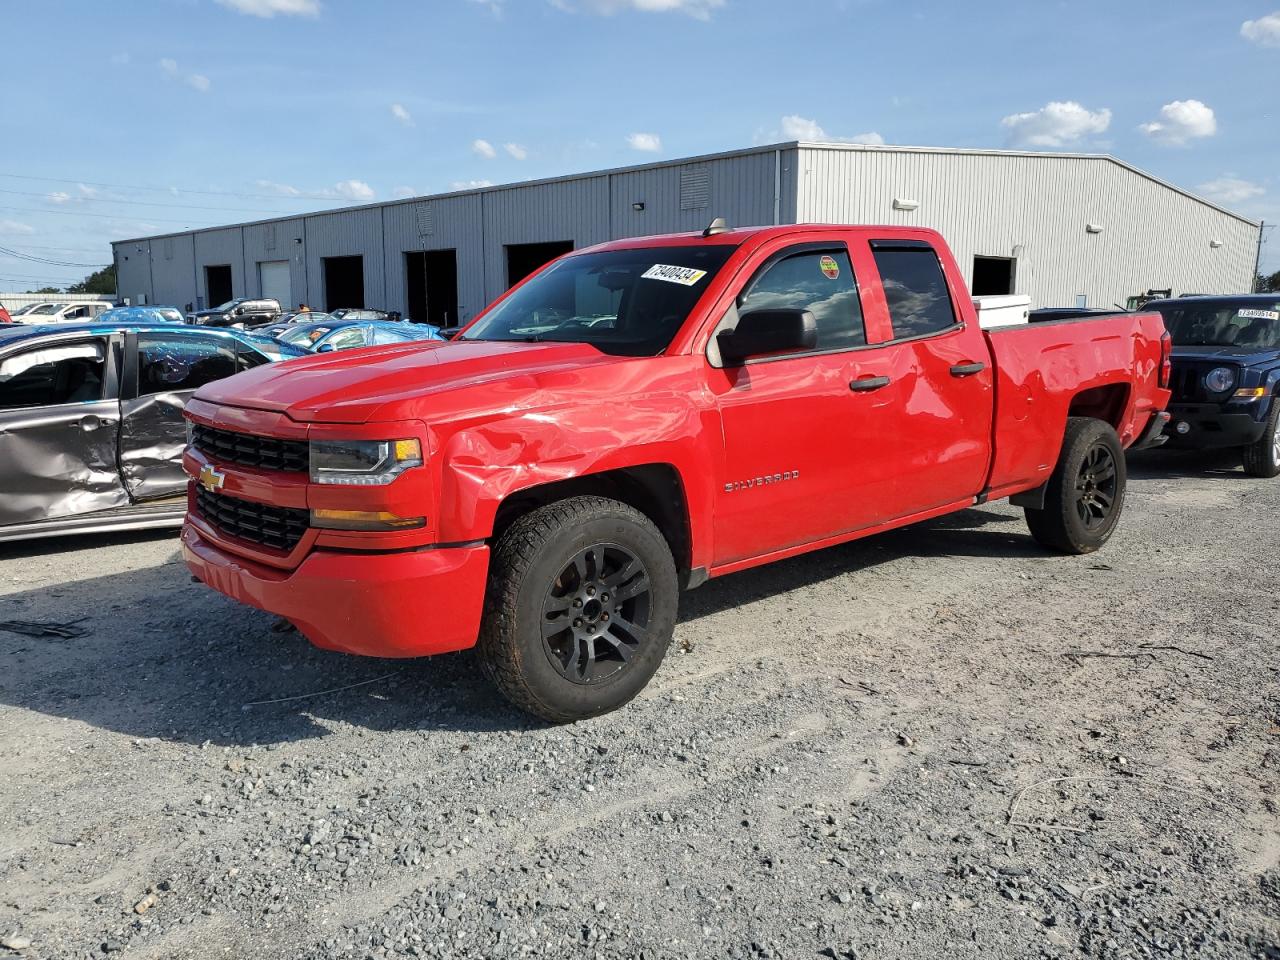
[27, 286, 61, 294]
[67, 264, 116, 296]
[1257, 270, 1280, 293]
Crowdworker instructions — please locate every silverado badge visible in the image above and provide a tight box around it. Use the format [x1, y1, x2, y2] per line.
[198, 464, 226, 493]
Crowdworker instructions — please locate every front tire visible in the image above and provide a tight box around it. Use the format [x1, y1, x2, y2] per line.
[1025, 417, 1127, 554]
[478, 496, 678, 723]
[1242, 400, 1280, 478]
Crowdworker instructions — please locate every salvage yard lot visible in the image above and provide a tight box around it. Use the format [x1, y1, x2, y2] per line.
[1, 451, 1277, 960]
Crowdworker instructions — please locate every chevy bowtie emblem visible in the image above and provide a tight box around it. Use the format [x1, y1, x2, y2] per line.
[198, 464, 226, 493]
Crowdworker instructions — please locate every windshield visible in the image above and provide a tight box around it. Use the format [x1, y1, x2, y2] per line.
[213, 299, 244, 312]
[461, 245, 737, 356]
[1157, 299, 1280, 349]
[278, 324, 334, 346]
[10, 304, 45, 316]
[29, 303, 68, 315]
[240, 334, 306, 360]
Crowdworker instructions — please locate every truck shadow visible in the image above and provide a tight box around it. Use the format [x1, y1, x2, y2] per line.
[1126, 447, 1247, 480]
[0, 507, 1035, 746]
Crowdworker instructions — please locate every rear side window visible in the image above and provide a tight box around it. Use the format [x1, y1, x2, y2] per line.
[738, 248, 865, 351]
[0, 341, 106, 408]
[137, 334, 237, 395]
[872, 245, 958, 339]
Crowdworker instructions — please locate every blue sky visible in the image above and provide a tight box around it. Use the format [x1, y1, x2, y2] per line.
[1, 0, 1277, 288]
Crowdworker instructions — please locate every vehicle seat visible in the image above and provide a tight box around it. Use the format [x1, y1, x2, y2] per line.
[63, 359, 103, 403]
[1240, 319, 1277, 348]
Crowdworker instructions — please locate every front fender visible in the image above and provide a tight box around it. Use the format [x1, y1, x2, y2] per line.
[429, 397, 720, 571]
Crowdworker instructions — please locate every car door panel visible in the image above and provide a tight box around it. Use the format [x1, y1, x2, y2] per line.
[0, 337, 128, 526]
[118, 331, 240, 501]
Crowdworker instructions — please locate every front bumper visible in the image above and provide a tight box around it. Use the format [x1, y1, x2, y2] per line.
[1162, 401, 1271, 450]
[182, 524, 489, 658]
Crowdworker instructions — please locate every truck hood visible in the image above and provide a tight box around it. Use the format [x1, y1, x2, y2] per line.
[1172, 345, 1280, 366]
[192, 339, 625, 423]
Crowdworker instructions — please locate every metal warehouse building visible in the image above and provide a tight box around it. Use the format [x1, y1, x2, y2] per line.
[113, 141, 1261, 325]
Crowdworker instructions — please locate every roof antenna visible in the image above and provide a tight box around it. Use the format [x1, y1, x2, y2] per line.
[702, 217, 730, 238]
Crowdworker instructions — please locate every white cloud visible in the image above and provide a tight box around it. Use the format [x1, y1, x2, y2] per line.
[451, 179, 494, 190]
[472, 138, 497, 159]
[0, 220, 35, 236]
[332, 179, 375, 202]
[551, 0, 724, 19]
[255, 179, 303, 196]
[78, 183, 97, 198]
[780, 115, 883, 145]
[48, 191, 71, 204]
[467, 0, 504, 14]
[215, 0, 319, 17]
[1139, 99, 1216, 145]
[504, 142, 528, 160]
[158, 58, 211, 93]
[1197, 177, 1265, 206]
[110, 52, 130, 65]
[390, 103, 413, 127]
[1242, 11, 1280, 47]
[1000, 101, 1111, 148]
[392, 186, 417, 199]
[626, 132, 662, 152]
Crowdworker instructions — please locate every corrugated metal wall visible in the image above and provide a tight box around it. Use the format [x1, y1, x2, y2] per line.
[193, 227, 245, 309]
[795, 146, 1260, 308]
[113, 144, 1257, 321]
[242, 218, 306, 307]
[383, 194, 485, 323]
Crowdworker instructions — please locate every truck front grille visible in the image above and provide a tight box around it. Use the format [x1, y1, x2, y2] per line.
[194, 487, 309, 552]
[192, 424, 308, 473]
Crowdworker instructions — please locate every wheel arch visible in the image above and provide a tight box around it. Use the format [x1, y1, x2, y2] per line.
[1066, 383, 1131, 434]
[488, 464, 697, 586]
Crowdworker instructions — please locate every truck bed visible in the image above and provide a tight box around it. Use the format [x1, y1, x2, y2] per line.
[982, 311, 1168, 500]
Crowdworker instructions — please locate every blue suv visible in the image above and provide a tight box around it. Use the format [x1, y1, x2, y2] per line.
[1149, 295, 1280, 477]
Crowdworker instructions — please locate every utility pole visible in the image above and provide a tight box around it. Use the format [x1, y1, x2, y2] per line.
[1255, 220, 1267, 292]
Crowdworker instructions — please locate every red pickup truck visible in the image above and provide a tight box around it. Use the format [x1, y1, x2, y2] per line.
[181, 224, 1171, 722]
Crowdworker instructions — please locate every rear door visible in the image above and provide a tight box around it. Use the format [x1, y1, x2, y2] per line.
[857, 238, 995, 512]
[0, 335, 128, 525]
[118, 330, 240, 501]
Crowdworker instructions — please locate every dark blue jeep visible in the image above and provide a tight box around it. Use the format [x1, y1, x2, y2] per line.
[1147, 294, 1280, 477]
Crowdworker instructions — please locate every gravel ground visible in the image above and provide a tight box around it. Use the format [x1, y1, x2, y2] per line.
[1, 449, 1277, 960]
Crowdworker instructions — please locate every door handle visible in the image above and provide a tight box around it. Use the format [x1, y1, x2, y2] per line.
[70, 415, 116, 431]
[950, 362, 986, 377]
[849, 376, 891, 392]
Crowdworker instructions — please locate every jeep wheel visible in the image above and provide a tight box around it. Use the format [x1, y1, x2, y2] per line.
[1025, 417, 1127, 554]
[1242, 401, 1280, 478]
[478, 496, 678, 723]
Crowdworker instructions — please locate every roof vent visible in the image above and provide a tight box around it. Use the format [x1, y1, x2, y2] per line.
[702, 217, 730, 238]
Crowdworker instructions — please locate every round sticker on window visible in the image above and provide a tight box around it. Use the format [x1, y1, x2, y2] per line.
[819, 255, 840, 280]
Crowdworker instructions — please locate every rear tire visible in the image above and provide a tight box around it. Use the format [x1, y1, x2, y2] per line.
[478, 496, 678, 723]
[1242, 401, 1280, 478]
[1024, 417, 1127, 555]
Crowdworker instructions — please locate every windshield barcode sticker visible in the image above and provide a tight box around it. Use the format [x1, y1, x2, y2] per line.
[1238, 308, 1279, 321]
[642, 264, 708, 286]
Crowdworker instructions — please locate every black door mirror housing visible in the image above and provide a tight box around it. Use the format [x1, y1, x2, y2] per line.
[717, 308, 817, 364]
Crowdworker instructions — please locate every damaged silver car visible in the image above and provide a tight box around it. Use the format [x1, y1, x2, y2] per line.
[0, 322, 306, 543]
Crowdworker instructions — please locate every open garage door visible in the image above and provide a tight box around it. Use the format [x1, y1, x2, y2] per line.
[204, 265, 232, 308]
[258, 260, 292, 308]
[323, 256, 365, 312]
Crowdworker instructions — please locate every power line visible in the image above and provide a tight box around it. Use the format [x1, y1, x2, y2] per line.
[0, 244, 109, 268]
[0, 186, 306, 217]
[0, 204, 217, 226]
[0, 171, 345, 203]
[6, 241, 114, 256]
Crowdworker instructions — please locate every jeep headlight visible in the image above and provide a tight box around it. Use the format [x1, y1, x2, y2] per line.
[309, 438, 422, 485]
[1203, 367, 1235, 393]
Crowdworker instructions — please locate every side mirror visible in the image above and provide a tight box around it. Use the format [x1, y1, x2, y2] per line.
[316, 343, 336, 353]
[717, 308, 817, 364]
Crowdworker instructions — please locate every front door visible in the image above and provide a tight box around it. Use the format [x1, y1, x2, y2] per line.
[118, 331, 239, 501]
[0, 336, 128, 526]
[707, 241, 912, 566]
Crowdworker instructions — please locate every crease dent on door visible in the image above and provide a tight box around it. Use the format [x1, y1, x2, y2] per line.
[0, 402, 129, 524]
[117, 391, 189, 501]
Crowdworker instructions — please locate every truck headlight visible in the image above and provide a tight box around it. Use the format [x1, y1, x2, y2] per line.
[309, 438, 422, 485]
[1203, 367, 1235, 393]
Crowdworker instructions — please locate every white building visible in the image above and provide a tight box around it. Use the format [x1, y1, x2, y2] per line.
[113, 141, 1262, 324]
